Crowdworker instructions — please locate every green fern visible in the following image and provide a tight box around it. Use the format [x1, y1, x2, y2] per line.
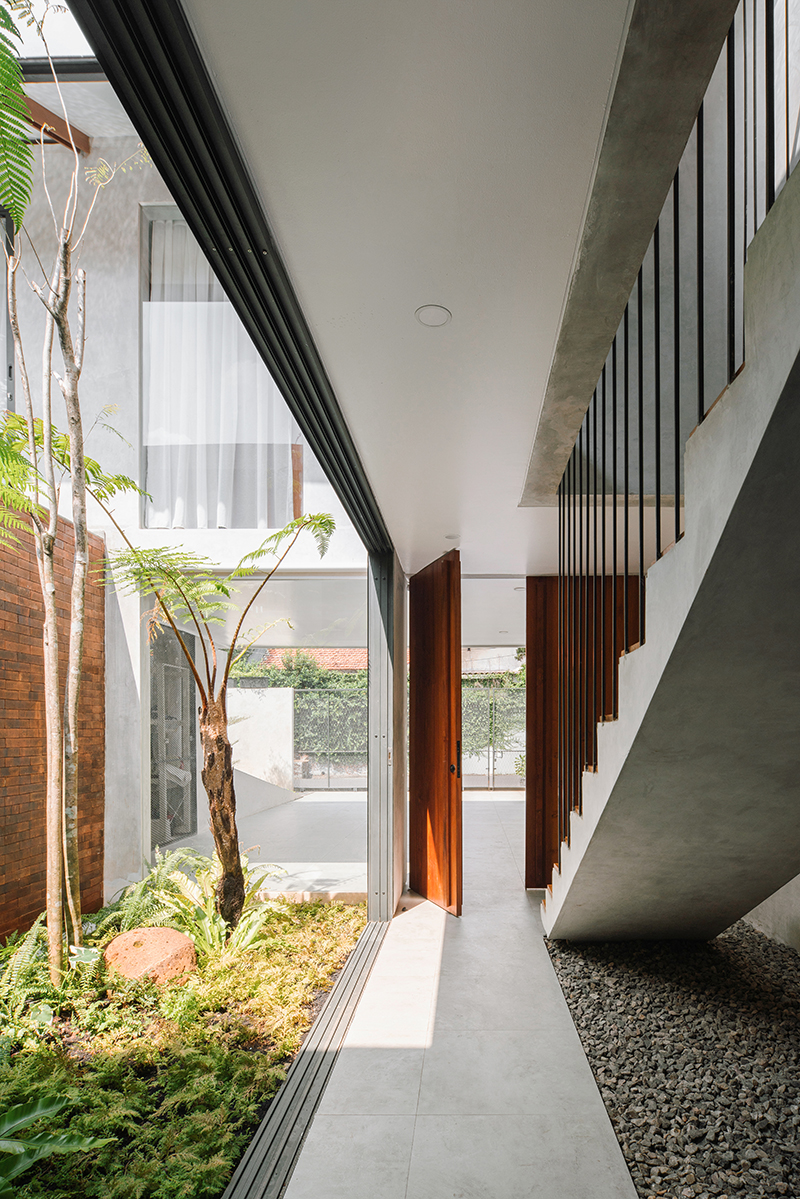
[0, 4, 33, 231]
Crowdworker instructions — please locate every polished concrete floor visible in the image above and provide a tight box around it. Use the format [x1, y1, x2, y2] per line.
[283, 797, 637, 1199]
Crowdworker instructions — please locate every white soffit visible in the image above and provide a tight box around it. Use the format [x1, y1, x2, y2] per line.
[181, 0, 632, 575]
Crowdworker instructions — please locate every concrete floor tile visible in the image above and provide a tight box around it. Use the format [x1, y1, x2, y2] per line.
[431, 965, 567, 1031]
[283, 1114, 415, 1199]
[417, 1030, 603, 1114]
[405, 1114, 638, 1199]
[317, 1047, 425, 1115]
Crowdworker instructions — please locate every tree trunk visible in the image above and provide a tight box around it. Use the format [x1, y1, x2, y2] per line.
[36, 531, 64, 983]
[199, 696, 245, 928]
[57, 258, 85, 946]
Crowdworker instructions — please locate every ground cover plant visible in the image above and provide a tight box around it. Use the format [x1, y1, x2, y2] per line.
[0, 852, 366, 1198]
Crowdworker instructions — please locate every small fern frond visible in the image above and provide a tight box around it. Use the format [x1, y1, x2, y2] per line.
[0, 6, 33, 231]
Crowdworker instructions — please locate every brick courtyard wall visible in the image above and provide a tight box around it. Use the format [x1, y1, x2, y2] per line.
[0, 520, 105, 939]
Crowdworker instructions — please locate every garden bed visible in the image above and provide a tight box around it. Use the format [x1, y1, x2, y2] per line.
[547, 921, 800, 1199]
[0, 856, 365, 1199]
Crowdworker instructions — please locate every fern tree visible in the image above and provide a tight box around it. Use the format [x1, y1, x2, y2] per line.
[107, 512, 335, 930]
[0, 0, 147, 982]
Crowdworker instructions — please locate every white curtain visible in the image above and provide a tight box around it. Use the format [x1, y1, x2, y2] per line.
[143, 218, 300, 529]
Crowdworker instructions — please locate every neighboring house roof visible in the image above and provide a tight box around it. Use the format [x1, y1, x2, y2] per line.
[258, 647, 368, 671]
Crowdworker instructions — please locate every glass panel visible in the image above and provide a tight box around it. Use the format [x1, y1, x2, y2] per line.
[142, 214, 303, 530]
[150, 630, 197, 850]
[166, 576, 368, 895]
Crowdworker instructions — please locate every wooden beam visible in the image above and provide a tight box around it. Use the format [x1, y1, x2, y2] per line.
[24, 96, 91, 156]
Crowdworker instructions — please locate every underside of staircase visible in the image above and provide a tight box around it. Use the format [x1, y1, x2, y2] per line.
[542, 158, 800, 941]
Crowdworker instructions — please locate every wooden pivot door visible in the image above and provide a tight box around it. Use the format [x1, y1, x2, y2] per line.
[409, 549, 462, 916]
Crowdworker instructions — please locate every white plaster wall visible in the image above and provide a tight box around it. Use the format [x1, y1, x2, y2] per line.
[227, 687, 295, 796]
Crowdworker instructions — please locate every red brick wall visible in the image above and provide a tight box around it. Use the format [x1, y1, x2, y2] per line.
[0, 521, 105, 940]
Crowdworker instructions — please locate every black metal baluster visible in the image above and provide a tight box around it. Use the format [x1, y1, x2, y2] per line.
[592, 390, 598, 760]
[570, 448, 576, 817]
[557, 476, 563, 855]
[697, 105, 706, 424]
[602, 362, 607, 722]
[612, 336, 618, 719]
[578, 423, 584, 811]
[637, 268, 645, 645]
[748, 0, 755, 238]
[624, 306, 630, 651]
[654, 224, 662, 560]
[673, 170, 681, 546]
[786, 0, 790, 181]
[767, 0, 776, 211]
[728, 24, 737, 382]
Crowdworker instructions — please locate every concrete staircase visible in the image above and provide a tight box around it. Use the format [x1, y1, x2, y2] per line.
[542, 162, 800, 941]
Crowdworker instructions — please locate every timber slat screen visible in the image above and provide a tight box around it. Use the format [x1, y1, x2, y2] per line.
[556, 0, 799, 867]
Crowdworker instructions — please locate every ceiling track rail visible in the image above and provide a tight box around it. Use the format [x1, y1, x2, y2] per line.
[66, 0, 393, 557]
[222, 920, 388, 1199]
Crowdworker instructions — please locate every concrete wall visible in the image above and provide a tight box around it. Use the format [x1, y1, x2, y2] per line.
[227, 687, 295, 813]
[746, 881, 800, 954]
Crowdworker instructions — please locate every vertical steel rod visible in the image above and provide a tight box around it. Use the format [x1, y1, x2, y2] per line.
[753, 0, 758, 237]
[570, 449, 576, 816]
[614, 338, 618, 714]
[578, 423, 584, 811]
[623, 306, 630, 652]
[592, 390, 598, 760]
[767, 0, 776, 211]
[601, 363, 607, 721]
[673, 170, 681, 546]
[654, 225, 662, 560]
[557, 477, 563, 856]
[786, 0, 790, 181]
[612, 337, 618, 719]
[637, 268, 645, 645]
[728, 24, 738, 382]
[697, 105, 706, 424]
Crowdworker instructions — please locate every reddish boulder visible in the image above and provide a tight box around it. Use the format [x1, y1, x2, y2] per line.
[104, 927, 196, 984]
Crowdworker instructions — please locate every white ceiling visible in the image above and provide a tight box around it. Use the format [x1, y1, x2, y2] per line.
[179, 0, 633, 576]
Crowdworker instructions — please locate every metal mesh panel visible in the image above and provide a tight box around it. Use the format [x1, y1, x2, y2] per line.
[461, 685, 525, 789]
[293, 688, 368, 790]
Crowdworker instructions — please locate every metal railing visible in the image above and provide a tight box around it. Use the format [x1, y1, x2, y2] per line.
[556, 0, 799, 858]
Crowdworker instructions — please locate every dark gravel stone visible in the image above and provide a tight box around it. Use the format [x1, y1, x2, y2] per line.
[546, 920, 800, 1199]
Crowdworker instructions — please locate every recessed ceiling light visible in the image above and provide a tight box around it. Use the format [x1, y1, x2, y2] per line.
[416, 304, 451, 327]
[514, 586, 525, 592]
[499, 630, 509, 634]
[445, 533, 459, 540]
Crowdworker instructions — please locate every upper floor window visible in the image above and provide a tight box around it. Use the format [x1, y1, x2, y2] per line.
[142, 211, 302, 529]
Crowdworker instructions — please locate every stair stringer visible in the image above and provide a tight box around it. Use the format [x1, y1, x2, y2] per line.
[542, 158, 800, 940]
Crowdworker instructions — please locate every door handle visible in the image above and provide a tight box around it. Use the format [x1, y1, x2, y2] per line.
[450, 764, 456, 774]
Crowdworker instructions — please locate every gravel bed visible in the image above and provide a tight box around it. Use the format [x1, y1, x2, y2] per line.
[546, 921, 800, 1199]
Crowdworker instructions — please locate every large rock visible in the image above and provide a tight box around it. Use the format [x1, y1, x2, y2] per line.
[104, 927, 196, 985]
